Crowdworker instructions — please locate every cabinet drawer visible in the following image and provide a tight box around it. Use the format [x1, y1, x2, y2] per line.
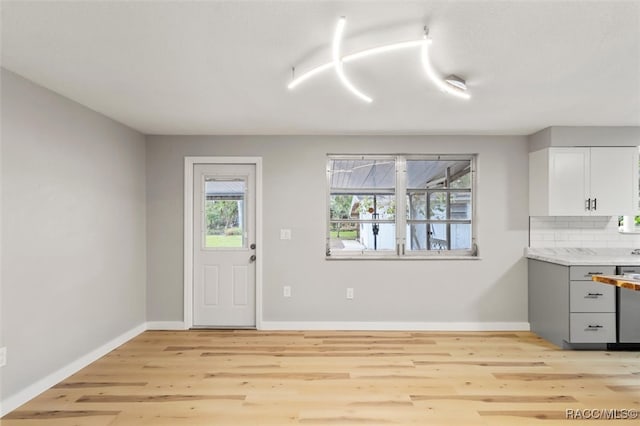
[569, 266, 615, 281]
[570, 313, 616, 343]
[570, 282, 615, 312]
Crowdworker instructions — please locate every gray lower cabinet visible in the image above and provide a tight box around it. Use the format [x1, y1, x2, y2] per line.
[619, 287, 640, 342]
[528, 260, 616, 348]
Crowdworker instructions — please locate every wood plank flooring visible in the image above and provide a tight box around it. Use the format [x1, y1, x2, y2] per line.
[2, 330, 639, 425]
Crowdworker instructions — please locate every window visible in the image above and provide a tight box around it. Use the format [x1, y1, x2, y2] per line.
[406, 159, 472, 252]
[204, 177, 246, 248]
[619, 146, 640, 234]
[328, 157, 397, 254]
[327, 155, 477, 258]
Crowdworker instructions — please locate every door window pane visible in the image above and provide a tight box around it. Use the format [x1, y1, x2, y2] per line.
[204, 178, 245, 248]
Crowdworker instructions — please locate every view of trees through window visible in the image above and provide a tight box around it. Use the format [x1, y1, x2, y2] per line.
[204, 178, 245, 248]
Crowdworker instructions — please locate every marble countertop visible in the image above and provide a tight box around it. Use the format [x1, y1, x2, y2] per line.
[525, 247, 640, 266]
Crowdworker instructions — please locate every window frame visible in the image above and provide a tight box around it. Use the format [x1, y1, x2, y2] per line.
[326, 155, 398, 257]
[202, 174, 248, 251]
[326, 154, 478, 259]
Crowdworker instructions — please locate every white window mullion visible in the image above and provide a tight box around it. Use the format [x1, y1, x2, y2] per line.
[396, 156, 407, 255]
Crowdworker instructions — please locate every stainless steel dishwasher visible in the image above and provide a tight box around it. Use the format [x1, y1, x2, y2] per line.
[616, 266, 640, 343]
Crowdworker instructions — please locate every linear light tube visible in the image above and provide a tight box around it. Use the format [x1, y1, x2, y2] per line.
[332, 17, 372, 103]
[344, 39, 426, 63]
[420, 38, 470, 99]
[287, 19, 471, 101]
[287, 62, 334, 90]
[287, 39, 427, 90]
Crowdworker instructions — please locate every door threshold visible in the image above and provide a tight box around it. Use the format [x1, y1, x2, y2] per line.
[191, 326, 257, 330]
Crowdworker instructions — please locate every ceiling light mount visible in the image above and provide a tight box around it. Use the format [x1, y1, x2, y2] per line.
[288, 17, 471, 102]
[445, 74, 467, 91]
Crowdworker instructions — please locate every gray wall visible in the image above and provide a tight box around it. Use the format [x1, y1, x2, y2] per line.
[146, 135, 529, 324]
[1, 69, 146, 400]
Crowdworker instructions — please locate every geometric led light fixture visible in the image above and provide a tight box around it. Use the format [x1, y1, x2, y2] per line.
[288, 17, 471, 102]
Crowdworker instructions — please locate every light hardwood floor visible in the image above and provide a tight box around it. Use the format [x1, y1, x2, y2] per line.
[2, 330, 639, 425]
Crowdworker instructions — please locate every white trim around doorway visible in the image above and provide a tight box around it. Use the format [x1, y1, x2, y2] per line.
[183, 156, 263, 330]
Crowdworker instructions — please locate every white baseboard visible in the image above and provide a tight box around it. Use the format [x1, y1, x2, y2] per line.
[0, 323, 146, 416]
[260, 321, 531, 331]
[146, 321, 186, 330]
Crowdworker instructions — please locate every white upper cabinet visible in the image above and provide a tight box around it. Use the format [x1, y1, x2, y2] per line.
[530, 147, 638, 216]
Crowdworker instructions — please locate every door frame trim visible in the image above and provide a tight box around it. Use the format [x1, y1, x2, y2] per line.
[184, 156, 263, 329]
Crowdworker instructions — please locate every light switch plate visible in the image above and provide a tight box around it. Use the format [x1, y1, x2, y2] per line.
[346, 288, 354, 299]
[280, 229, 292, 240]
[283, 286, 291, 297]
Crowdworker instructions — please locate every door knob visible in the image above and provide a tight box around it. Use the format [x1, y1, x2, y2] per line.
[250, 243, 256, 249]
[249, 254, 256, 263]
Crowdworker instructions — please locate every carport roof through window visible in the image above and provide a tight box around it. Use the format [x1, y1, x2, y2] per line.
[406, 160, 471, 189]
[329, 159, 395, 191]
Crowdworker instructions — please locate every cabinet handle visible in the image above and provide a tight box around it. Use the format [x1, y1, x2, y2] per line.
[586, 292, 603, 298]
[585, 198, 591, 211]
[586, 325, 603, 330]
[592, 198, 597, 211]
[585, 272, 603, 276]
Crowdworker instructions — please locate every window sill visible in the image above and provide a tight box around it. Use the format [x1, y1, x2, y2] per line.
[326, 255, 481, 261]
[619, 226, 640, 235]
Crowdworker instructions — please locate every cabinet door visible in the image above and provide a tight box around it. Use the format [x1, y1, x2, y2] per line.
[548, 148, 590, 215]
[589, 147, 638, 216]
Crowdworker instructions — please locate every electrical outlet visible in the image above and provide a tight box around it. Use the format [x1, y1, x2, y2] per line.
[0, 347, 6, 367]
[346, 288, 354, 299]
[283, 286, 291, 297]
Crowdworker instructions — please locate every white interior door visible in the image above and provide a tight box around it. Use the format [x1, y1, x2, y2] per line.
[193, 164, 256, 327]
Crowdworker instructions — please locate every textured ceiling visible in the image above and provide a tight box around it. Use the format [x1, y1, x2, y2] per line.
[2, 0, 639, 135]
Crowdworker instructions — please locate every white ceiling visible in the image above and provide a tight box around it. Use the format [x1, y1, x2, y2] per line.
[2, 0, 639, 135]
